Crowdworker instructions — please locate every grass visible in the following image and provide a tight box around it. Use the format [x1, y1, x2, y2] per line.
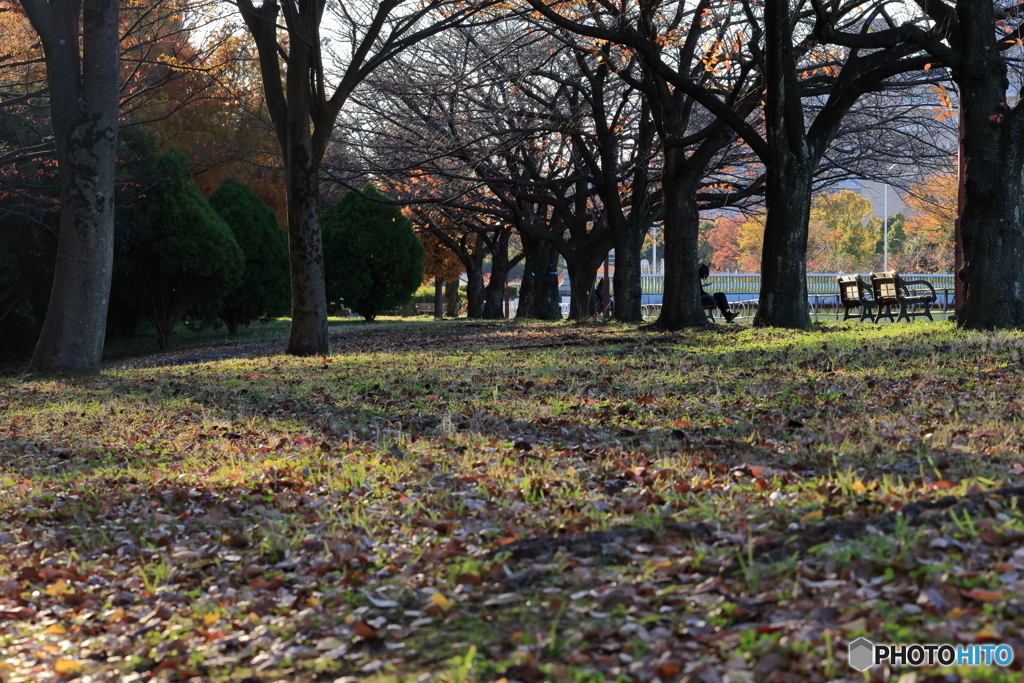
[1, 318, 1024, 682]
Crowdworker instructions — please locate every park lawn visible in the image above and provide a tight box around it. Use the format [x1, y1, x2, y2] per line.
[1, 320, 1024, 682]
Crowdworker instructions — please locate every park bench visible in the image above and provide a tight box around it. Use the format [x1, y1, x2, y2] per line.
[836, 275, 875, 321]
[415, 303, 436, 315]
[870, 271, 937, 323]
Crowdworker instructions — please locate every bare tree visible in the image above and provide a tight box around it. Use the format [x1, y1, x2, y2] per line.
[233, 0, 491, 354]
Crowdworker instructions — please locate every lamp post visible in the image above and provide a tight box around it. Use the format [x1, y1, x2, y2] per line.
[883, 163, 896, 271]
[651, 225, 658, 275]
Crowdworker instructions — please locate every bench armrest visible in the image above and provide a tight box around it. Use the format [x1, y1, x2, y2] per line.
[897, 277, 936, 298]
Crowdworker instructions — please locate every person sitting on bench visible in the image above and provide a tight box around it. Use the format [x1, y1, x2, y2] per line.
[699, 263, 737, 322]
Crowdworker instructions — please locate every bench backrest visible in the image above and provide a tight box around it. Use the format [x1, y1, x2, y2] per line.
[837, 276, 861, 304]
[871, 271, 898, 301]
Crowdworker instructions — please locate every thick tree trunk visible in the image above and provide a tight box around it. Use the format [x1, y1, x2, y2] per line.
[284, 133, 329, 355]
[517, 235, 561, 320]
[445, 280, 460, 317]
[612, 229, 644, 323]
[28, 0, 120, 375]
[653, 151, 706, 330]
[750, 0, 813, 329]
[753, 164, 813, 328]
[567, 255, 605, 320]
[464, 247, 486, 318]
[482, 228, 512, 319]
[955, 0, 1024, 328]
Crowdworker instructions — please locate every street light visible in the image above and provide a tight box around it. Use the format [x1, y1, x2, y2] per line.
[883, 163, 896, 271]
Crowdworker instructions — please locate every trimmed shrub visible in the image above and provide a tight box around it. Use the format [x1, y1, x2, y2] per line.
[209, 179, 290, 334]
[125, 148, 243, 349]
[322, 184, 424, 321]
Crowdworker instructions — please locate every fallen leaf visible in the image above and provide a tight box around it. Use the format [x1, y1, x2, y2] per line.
[961, 588, 1003, 602]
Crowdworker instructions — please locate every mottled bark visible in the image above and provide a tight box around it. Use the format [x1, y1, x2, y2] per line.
[611, 231, 644, 323]
[954, 0, 1024, 328]
[27, 0, 120, 374]
[653, 149, 706, 330]
[284, 146, 329, 354]
[445, 280, 460, 317]
[753, 164, 812, 328]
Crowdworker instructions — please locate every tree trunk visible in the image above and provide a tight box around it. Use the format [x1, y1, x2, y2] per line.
[464, 247, 486, 318]
[434, 279, 444, 319]
[612, 228, 644, 323]
[567, 254, 605, 320]
[753, 164, 813, 328]
[284, 129, 329, 355]
[653, 150, 706, 330]
[482, 227, 513, 319]
[517, 235, 562, 320]
[752, 0, 813, 329]
[27, 0, 120, 375]
[955, 0, 1024, 328]
[445, 280, 460, 317]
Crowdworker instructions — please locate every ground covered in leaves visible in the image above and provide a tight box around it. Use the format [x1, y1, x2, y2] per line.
[3, 319, 1024, 683]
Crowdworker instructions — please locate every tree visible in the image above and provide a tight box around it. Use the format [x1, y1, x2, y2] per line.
[737, 213, 765, 272]
[806, 190, 875, 272]
[234, 0, 487, 354]
[126, 148, 244, 349]
[321, 184, 424, 321]
[707, 215, 743, 272]
[209, 178, 290, 334]
[897, 168, 956, 272]
[526, 0, 766, 330]
[19, 0, 119, 373]
[420, 229, 466, 318]
[815, 0, 1024, 328]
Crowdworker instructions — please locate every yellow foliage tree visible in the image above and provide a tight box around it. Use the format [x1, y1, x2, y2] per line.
[807, 190, 876, 272]
[736, 213, 765, 272]
[897, 167, 956, 272]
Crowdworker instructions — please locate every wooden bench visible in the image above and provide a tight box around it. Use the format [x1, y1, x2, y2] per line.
[415, 303, 436, 315]
[836, 275, 876, 321]
[870, 271, 937, 323]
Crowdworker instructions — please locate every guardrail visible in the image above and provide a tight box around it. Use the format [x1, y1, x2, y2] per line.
[639, 273, 956, 321]
[641, 273, 954, 296]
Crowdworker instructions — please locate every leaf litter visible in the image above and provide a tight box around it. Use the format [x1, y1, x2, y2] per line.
[1, 320, 1024, 681]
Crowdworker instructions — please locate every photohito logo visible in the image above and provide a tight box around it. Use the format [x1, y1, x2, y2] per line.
[848, 638, 1014, 671]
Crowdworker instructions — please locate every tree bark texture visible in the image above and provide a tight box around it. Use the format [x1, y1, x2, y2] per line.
[517, 234, 562, 320]
[482, 226, 513, 319]
[654, 149, 706, 330]
[752, 0, 812, 329]
[464, 247, 486, 318]
[611, 229, 644, 323]
[567, 253, 606, 320]
[27, 0, 120, 374]
[239, 0, 333, 356]
[434, 279, 444, 318]
[954, 0, 1024, 328]
[754, 163, 812, 328]
[444, 280, 460, 317]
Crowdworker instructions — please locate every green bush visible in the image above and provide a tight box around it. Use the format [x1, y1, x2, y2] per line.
[124, 148, 243, 349]
[322, 184, 424, 321]
[209, 179, 290, 334]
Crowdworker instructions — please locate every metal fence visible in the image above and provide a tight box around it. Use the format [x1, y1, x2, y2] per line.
[639, 273, 956, 320]
[641, 273, 954, 295]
